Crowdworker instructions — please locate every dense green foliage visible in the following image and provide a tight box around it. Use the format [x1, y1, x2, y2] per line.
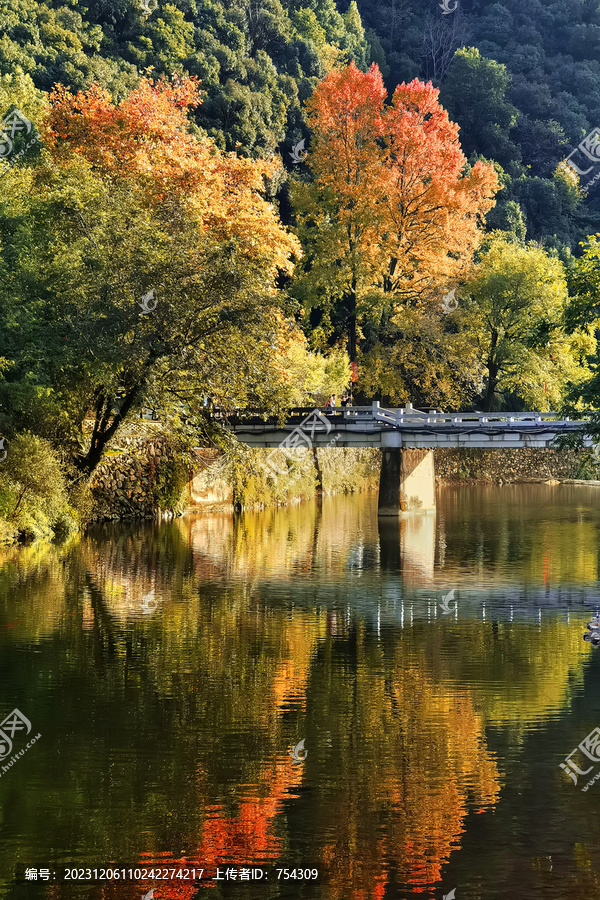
[3, 0, 600, 245]
[0, 433, 77, 543]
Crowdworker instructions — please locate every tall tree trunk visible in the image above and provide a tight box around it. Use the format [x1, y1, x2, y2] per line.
[482, 329, 500, 412]
[348, 275, 357, 363]
[482, 342, 500, 409]
[482, 365, 499, 412]
[76, 350, 162, 476]
[77, 383, 145, 476]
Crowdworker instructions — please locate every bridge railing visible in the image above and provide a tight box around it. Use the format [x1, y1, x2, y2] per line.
[216, 402, 581, 429]
[372, 408, 574, 428]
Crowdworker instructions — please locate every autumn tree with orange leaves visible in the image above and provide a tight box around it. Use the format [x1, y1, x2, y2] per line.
[0, 77, 299, 474]
[291, 62, 498, 363]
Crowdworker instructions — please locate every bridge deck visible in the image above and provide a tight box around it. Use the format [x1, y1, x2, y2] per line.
[222, 403, 591, 450]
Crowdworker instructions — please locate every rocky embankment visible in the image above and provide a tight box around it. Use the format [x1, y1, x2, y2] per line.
[89, 427, 188, 521]
[90, 432, 381, 520]
[434, 447, 589, 483]
[89, 435, 597, 521]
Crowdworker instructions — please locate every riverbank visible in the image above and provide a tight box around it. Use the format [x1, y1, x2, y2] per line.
[2, 434, 598, 545]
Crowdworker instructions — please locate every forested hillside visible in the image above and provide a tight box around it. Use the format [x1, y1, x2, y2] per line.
[3, 0, 600, 246]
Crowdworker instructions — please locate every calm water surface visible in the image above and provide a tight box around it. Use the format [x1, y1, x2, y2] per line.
[2, 484, 600, 899]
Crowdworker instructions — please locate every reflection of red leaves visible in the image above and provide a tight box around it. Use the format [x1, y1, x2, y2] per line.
[351, 883, 386, 900]
[316, 678, 498, 900]
[189, 757, 304, 864]
[102, 758, 305, 900]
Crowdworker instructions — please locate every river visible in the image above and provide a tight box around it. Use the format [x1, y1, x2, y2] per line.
[2, 483, 600, 899]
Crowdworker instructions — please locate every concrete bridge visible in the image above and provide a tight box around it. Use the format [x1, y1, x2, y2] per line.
[221, 403, 591, 517]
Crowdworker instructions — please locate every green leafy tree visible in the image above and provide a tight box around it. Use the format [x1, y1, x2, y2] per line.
[340, 1, 369, 69]
[0, 0, 113, 90]
[0, 433, 76, 540]
[562, 235, 600, 432]
[137, 3, 196, 73]
[0, 77, 299, 475]
[357, 307, 484, 409]
[440, 47, 520, 168]
[461, 235, 594, 411]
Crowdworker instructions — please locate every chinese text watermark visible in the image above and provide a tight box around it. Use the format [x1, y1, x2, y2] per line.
[565, 127, 600, 191]
[559, 725, 600, 790]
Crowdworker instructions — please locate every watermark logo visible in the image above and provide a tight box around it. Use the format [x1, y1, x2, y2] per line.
[264, 408, 334, 477]
[140, 589, 158, 614]
[439, 589, 456, 615]
[0, 108, 40, 176]
[443, 891, 456, 900]
[442, 289, 458, 313]
[0, 709, 31, 760]
[439, 0, 458, 13]
[290, 139, 308, 165]
[559, 725, 600, 789]
[565, 127, 600, 191]
[289, 738, 307, 762]
[140, 0, 158, 13]
[139, 289, 157, 314]
[0, 708, 41, 780]
[0, 109, 33, 159]
[142, 890, 155, 900]
[0, 438, 6, 462]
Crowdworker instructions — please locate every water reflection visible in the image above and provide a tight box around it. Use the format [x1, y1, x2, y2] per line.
[2, 485, 600, 898]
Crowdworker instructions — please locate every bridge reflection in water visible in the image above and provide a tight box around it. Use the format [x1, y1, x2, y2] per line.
[183, 484, 600, 628]
[5, 485, 599, 899]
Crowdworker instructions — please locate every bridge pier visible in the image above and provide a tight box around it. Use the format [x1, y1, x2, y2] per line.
[378, 447, 436, 516]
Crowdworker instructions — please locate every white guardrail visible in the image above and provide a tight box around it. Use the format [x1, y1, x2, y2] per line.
[335, 402, 577, 428]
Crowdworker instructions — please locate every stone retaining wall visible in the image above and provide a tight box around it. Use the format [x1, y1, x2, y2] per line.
[89, 431, 187, 521]
[434, 447, 587, 483]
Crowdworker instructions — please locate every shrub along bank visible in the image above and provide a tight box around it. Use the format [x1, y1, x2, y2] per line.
[0, 433, 78, 545]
